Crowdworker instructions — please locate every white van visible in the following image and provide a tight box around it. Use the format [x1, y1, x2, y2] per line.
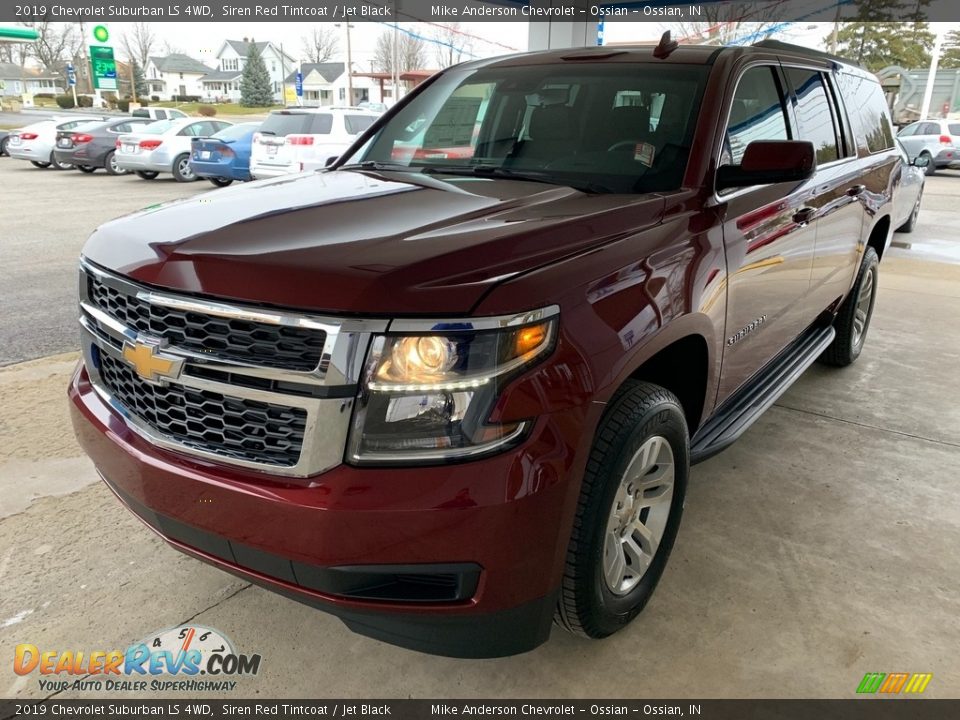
[249, 107, 379, 179]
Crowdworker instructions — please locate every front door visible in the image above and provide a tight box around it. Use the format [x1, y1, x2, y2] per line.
[716, 63, 816, 401]
[179, 84, 186, 98]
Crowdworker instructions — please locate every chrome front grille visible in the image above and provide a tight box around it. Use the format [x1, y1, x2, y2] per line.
[98, 352, 307, 467]
[78, 259, 389, 478]
[86, 271, 327, 372]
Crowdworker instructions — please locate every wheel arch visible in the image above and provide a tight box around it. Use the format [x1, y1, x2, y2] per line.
[867, 214, 892, 262]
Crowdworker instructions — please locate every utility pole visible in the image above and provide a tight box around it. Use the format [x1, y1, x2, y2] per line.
[392, 22, 399, 105]
[920, 27, 944, 120]
[828, 0, 841, 54]
[336, 22, 354, 105]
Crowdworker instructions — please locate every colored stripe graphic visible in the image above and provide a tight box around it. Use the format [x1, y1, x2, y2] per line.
[879, 672, 910, 693]
[857, 673, 885, 694]
[904, 673, 933, 694]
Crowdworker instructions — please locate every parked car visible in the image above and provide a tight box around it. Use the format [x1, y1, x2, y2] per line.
[53, 118, 153, 175]
[131, 107, 189, 121]
[115, 117, 233, 181]
[893, 139, 928, 233]
[7, 117, 104, 170]
[358, 101, 389, 113]
[0, 130, 10, 157]
[188, 122, 260, 187]
[897, 118, 960, 174]
[249, 107, 378, 179]
[71, 40, 902, 657]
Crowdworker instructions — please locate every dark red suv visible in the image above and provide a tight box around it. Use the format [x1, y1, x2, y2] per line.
[70, 40, 901, 657]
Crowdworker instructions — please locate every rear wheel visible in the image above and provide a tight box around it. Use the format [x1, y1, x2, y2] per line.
[172, 153, 196, 182]
[209, 177, 233, 187]
[104, 151, 125, 176]
[31, 161, 51, 169]
[50, 152, 73, 171]
[77, 165, 96, 174]
[820, 247, 879, 367]
[0, 136, 9, 156]
[135, 170, 159, 180]
[556, 380, 689, 639]
[921, 152, 936, 176]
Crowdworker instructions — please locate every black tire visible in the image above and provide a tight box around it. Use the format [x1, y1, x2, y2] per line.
[0, 137, 9, 156]
[104, 150, 125, 176]
[50, 152, 73, 171]
[77, 165, 97, 174]
[31, 161, 51, 169]
[820, 247, 879, 367]
[896, 190, 922, 233]
[556, 380, 689, 639]
[172, 153, 197, 182]
[209, 177, 233, 187]
[135, 170, 159, 180]
[921, 152, 936, 176]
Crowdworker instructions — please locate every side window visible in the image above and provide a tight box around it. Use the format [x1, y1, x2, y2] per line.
[112, 123, 129, 133]
[722, 66, 790, 167]
[836, 72, 894, 152]
[155, 110, 166, 120]
[311, 114, 334, 134]
[898, 123, 917, 137]
[920, 122, 939, 136]
[786, 68, 840, 164]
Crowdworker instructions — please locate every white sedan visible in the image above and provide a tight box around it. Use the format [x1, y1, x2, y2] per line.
[7, 116, 104, 170]
[115, 117, 233, 182]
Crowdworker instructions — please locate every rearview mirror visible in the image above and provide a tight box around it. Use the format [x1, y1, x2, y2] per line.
[912, 154, 931, 168]
[716, 140, 816, 191]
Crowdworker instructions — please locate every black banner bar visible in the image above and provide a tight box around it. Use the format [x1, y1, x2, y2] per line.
[3, 700, 960, 720]
[3, 0, 960, 23]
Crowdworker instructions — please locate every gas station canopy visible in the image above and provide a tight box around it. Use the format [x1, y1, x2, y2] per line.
[0, 26, 39, 42]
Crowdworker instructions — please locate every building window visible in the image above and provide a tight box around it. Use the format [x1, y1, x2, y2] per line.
[271, 62, 276, 72]
[339, 88, 345, 101]
[223, 58, 238, 72]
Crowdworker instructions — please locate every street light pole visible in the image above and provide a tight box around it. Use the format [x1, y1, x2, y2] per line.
[335, 22, 354, 106]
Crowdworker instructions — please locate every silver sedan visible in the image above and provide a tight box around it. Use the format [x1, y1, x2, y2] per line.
[115, 118, 233, 182]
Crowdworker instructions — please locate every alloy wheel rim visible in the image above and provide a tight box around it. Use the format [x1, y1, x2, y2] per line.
[179, 159, 193, 179]
[853, 266, 875, 348]
[602, 435, 675, 596]
[110, 155, 121, 173]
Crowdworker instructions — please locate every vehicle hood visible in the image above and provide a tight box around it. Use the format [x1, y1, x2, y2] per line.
[82, 169, 667, 315]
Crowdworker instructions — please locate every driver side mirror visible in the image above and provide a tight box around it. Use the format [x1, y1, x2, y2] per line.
[716, 140, 816, 191]
[912, 154, 931, 168]
[324, 156, 337, 167]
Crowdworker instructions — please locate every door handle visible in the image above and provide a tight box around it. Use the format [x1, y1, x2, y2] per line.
[792, 207, 816, 226]
[847, 184, 866, 197]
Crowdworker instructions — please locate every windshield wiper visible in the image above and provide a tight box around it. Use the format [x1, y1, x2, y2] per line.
[421, 164, 614, 194]
[338, 160, 413, 172]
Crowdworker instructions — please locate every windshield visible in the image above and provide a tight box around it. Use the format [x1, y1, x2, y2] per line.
[260, 112, 332, 136]
[214, 122, 259, 140]
[347, 62, 709, 194]
[141, 119, 176, 135]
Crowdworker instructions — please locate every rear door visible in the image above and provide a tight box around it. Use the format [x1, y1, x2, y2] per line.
[782, 66, 865, 317]
[716, 63, 817, 399]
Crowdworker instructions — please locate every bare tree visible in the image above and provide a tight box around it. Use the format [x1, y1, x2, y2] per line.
[372, 29, 427, 75]
[431, 22, 472, 69]
[0, 38, 31, 67]
[121, 22, 156, 68]
[161, 39, 184, 56]
[665, 3, 785, 45]
[22, 21, 78, 72]
[301, 25, 338, 64]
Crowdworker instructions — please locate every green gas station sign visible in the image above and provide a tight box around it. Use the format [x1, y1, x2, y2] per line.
[90, 45, 117, 90]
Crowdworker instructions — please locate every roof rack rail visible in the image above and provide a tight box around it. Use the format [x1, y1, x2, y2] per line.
[752, 39, 862, 69]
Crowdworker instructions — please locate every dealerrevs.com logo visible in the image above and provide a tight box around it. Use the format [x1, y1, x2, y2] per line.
[13, 625, 261, 693]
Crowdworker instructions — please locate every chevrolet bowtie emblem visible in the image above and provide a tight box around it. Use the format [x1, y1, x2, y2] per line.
[121, 341, 183, 383]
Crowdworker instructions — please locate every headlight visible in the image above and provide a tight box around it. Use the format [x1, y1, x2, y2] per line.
[346, 308, 558, 465]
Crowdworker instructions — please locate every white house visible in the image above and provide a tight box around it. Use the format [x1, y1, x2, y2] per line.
[0, 62, 64, 97]
[283, 63, 381, 107]
[201, 39, 296, 103]
[144, 54, 214, 101]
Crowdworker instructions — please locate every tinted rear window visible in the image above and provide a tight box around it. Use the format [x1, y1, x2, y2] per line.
[949, 124, 960, 136]
[214, 123, 259, 141]
[260, 112, 332, 136]
[345, 114, 376, 134]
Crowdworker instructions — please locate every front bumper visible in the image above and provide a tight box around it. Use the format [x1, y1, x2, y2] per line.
[69, 363, 587, 657]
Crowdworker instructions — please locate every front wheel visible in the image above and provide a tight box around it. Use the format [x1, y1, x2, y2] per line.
[820, 246, 879, 367]
[172, 154, 196, 182]
[31, 161, 51, 169]
[50, 153, 73, 171]
[135, 170, 159, 180]
[556, 380, 689, 639]
[77, 165, 96, 174]
[104, 150, 126, 176]
[209, 177, 233, 187]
